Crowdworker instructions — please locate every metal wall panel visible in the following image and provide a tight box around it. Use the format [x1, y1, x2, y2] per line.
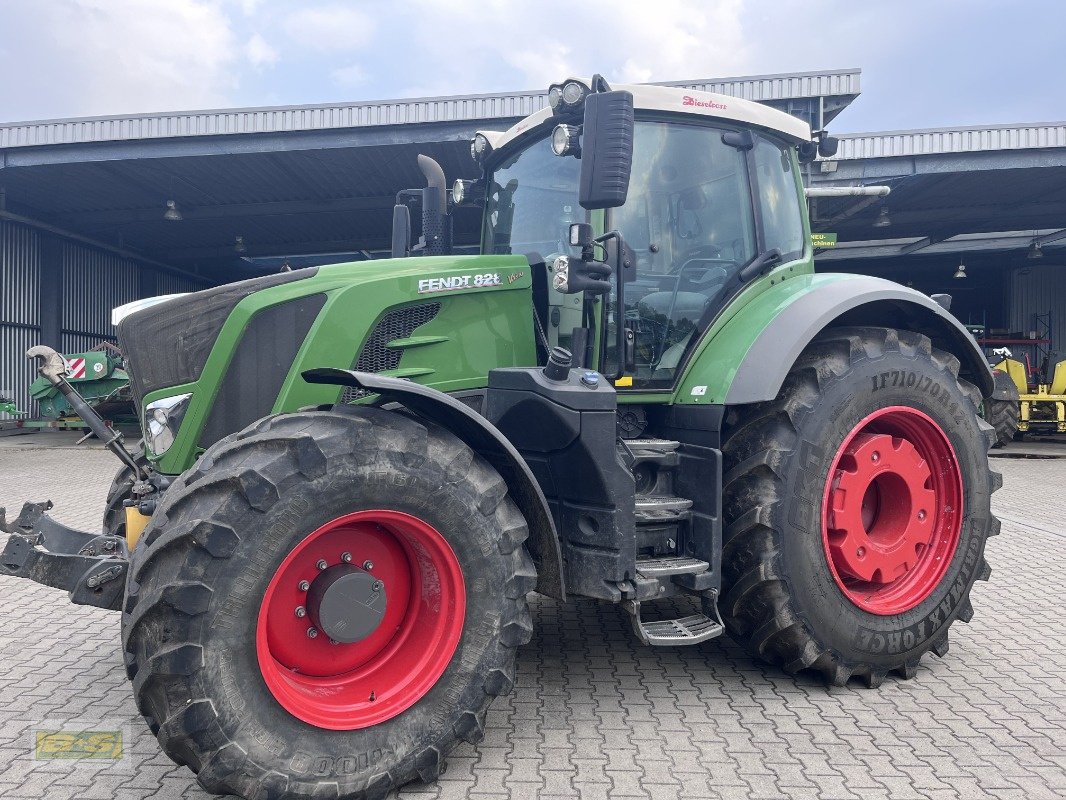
[0, 69, 861, 148]
[154, 271, 205, 297]
[0, 325, 38, 420]
[0, 220, 41, 326]
[61, 332, 116, 355]
[0, 220, 41, 419]
[61, 243, 140, 338]
[838, 123, 1066, 160]
[1010, 265, 1066, 360]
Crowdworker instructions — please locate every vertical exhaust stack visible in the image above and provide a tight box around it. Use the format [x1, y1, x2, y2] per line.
[417, 155, 451, 257]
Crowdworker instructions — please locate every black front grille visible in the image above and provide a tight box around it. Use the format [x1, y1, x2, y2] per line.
[341, 303, 441, 402]
[118, 267, 318, 406]
[198, 293, 326, 448]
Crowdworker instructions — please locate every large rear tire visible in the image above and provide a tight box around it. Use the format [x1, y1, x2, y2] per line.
[718, 327, 1000, 687]
[122, 408, 535, 799]
[984, 371, 1020, 447]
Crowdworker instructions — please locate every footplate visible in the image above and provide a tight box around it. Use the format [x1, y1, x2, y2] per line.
[0, 500, 128, 611]
[623, 592, 725, 646]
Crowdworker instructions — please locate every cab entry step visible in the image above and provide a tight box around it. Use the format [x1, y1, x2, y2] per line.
[623, 598, 724, 646]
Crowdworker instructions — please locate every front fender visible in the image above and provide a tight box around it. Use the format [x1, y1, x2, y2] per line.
[675, 273, 994, 405]
[303, 368, 565, 600]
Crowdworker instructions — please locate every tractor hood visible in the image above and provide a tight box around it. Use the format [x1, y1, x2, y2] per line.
[117, 255, 536, 472]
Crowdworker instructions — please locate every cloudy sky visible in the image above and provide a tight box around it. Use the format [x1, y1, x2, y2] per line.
[0, 0, 1062, 133]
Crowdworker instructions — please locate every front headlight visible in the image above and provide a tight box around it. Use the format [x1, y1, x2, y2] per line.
[144, 393, 191, 456]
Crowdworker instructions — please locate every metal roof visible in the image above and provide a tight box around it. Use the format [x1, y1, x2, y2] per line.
[0, 69, 860, 149]
[835, 122, 1066, 160]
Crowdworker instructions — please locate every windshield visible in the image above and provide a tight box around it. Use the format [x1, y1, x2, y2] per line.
[484, 135, 582, 257]
[484, 117, 793, 390]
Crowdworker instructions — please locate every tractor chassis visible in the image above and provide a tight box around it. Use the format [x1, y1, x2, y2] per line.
[0, 500, 128, 610]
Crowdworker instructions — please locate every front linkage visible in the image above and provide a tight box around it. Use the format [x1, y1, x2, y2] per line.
[1, 500, 128, 610]
[0, 346, 153, 610]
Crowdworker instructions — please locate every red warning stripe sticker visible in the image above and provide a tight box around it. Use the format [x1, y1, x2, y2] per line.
[68, 358, 86, 379]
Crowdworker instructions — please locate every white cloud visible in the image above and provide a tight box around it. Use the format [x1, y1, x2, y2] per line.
[331, 63, 369, 88]
[392, 0, 751, 99]
[245, 33, 279, 69]
[1, 0, 239, 119]
[282, 5, 376, 52]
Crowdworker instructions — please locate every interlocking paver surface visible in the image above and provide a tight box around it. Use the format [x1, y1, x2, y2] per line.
[1, 438, 1064, 799]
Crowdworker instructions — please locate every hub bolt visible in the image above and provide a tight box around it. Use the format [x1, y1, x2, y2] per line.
[295, 606, 306, 618]
[298, 580, 310, 592]
[341, 552, 352, 563]
[917, 510, 927, 521]
[857, 546, 866, 558]
[372, 580, 384, 593]
[363, 560, 374, 571]
[317, 559, 328, 571]
[871, 452, 880, 463]
[306, 627, 318, 639]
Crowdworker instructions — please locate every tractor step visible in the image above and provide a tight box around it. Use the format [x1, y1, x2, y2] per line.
[636, 555, 709, 577]
[635, 495, 693, 525]
[623, 596, 724, 646]
[627, 437, 680, 452]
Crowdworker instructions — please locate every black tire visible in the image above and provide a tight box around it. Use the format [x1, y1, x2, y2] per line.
[717, 327, 1000, 687]
[102, 444, 147, 537]
[121, 408, 535, 799]
[983, 373, 1020, 447]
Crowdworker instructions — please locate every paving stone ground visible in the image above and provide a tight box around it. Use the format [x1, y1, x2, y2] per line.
[1, 436, 1064, 799]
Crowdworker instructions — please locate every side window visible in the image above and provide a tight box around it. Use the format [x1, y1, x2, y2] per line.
[752, 138, 805, 261]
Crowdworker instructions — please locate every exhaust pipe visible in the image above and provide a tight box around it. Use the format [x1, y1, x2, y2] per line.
[417, 155, 451, 257]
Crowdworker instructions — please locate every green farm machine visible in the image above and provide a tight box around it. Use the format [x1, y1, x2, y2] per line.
[1, 77, 999, 799]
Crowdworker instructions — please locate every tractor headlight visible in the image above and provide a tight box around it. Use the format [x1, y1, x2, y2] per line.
[551, 255, 570, 292]
[548, 79, 590, 115]
[470, 133, 491, 164]
[551, 124, 581, 157]
[144, 393, 191, 456]
[452, 179, 467, 205]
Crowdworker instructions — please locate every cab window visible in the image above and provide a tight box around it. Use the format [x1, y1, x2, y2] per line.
[752, 137, 805, 262]
[607, 120, 757, 388]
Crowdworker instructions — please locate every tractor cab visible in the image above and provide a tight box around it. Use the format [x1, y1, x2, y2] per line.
[406, 77, 822, 392]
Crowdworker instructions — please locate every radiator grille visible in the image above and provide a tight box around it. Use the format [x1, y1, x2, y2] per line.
[341, 303, 441, 402]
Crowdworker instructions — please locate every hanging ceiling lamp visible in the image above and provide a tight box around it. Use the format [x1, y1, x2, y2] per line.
[163, 199, 183, 221]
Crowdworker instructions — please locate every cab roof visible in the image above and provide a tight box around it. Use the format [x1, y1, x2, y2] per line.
[490, 81, 813, 153]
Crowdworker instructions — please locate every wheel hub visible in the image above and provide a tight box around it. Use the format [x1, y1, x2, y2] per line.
[306, 564, 387, 644]
[822, 406, 964, 615]
[827, 432, 936, 584]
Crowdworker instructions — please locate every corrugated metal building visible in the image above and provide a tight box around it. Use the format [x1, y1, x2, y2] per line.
[0, 221, 202, 414]
[1, 65, 1064, 414]
[0, 69, 860, 417]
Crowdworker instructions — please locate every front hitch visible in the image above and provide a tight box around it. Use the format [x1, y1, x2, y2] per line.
[1, 500, 128, 611]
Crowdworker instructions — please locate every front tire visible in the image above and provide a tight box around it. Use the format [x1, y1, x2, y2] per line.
[122, 408, 535, 799]
[718, 327, 1000, 687]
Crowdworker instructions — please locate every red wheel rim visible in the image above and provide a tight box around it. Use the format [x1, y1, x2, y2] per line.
[821, 406, 963, 615]
[256, 510, 465, 730]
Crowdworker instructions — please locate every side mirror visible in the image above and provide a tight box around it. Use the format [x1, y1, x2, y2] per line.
[818, 135, 839, 158]
[578, 90, 634, 210]
[391, 204, 411, 258]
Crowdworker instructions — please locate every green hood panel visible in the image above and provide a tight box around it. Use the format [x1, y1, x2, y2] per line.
[142, 255, 535, 473]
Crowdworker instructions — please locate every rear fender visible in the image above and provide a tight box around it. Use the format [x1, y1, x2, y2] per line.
[675, 274, 994, 405]
[303, 368, 565, 600]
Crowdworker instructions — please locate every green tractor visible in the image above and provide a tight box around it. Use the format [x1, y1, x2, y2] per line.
[2, 76, 1000, 799]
